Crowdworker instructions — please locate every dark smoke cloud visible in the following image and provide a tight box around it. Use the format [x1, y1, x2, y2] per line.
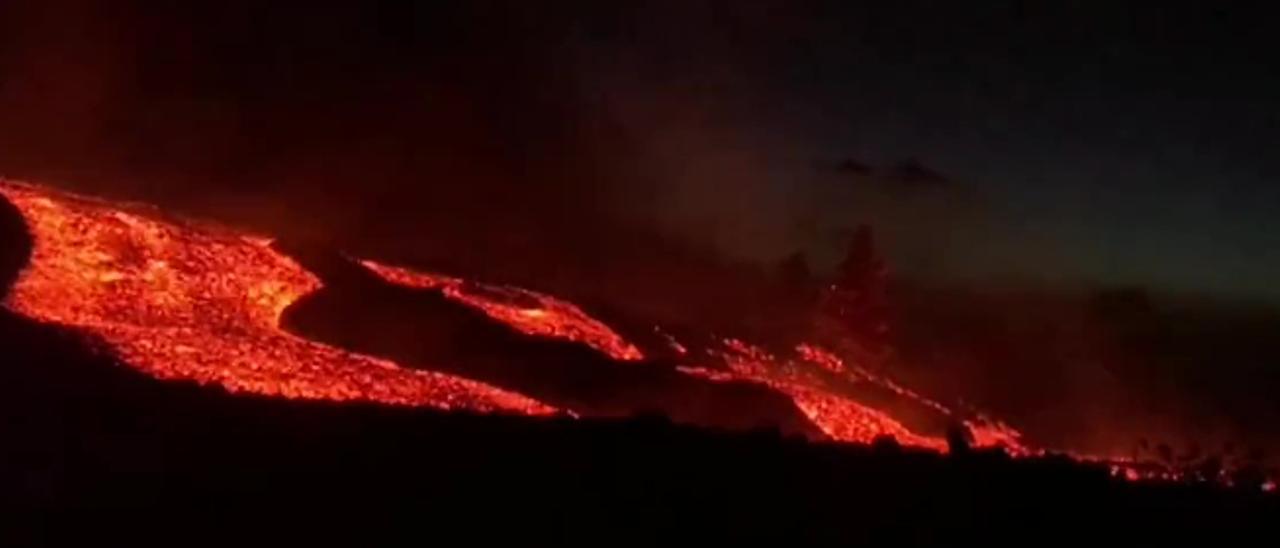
[0, 1, 999, 288]
[3, 1, 1276, 302]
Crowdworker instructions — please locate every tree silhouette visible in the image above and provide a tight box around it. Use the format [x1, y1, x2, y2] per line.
[820, 224, 891, 350]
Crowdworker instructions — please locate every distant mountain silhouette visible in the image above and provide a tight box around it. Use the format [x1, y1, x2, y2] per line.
[834, 157, 873, 175]
[823, 157, 951, 189]
[886, 158, 950, 186]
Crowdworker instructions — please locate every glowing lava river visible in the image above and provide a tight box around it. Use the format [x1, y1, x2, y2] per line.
[0, 178, 1251, 487]
[0, 180, 552, 414]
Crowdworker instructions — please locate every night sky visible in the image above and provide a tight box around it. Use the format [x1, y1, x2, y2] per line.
[779, 4, 1279, 297]
[563, 2, 1280, 299]
[2, 2, 1277, 300]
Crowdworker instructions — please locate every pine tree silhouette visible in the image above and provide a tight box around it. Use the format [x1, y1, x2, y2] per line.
[821, 224, 890, 350]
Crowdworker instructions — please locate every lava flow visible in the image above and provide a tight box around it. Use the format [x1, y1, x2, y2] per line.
[680, 340, 947, 451]
[1, 179, 1251, 487]
[359, 260, 644, 361]
[0, 181, 552, 415]
[0, 180, 1058, 453]
[0, 179, 995, 451]
[357, 260, 967, 451]
[679, 338, 1028, 453]
[359, 261, 979, 451]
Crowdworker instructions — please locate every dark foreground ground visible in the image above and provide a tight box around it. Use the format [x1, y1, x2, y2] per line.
[1, 308, 1276, 544]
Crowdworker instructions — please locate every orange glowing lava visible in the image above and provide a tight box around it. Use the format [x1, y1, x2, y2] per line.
[0, 179, 1034, 454]
[688, 338, 948, 450]
[0, 181, 553, 415]
[3, 180, 1249, 488]
[794, 341, 1031, 454]
[360, 260, 644, 361]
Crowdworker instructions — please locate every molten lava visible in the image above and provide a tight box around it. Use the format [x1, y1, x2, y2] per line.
[685, 338, 945, 450]
[360, 258, 964, 450]
[0, 181, 552, 414]
[796, 342, 1031, 455]
[0, 181, 1076, 453]
[2, 179, 1255, 488]
[359, 260, 644, 361]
